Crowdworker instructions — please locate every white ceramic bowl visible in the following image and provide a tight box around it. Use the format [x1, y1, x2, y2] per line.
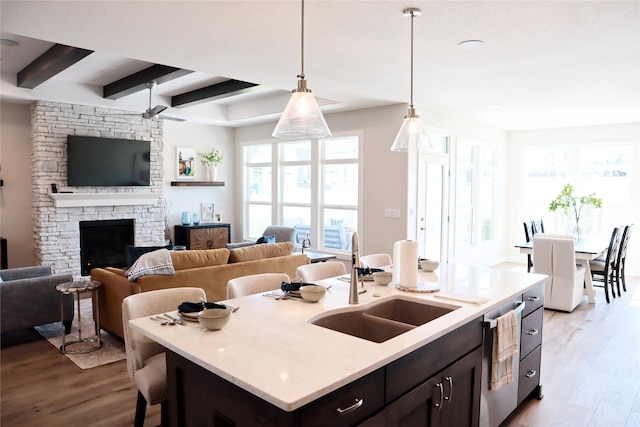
[197, 307, 232, 330]
[299, 285, 326, 302]
[419, 259, 440, 272]
[372, 271, 393, 286]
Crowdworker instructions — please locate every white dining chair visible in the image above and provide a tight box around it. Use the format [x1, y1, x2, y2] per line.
[359, 253, 393, 268]
[296, 262, 347, 282]
[122, 287, 206, 427]
[533, 234, 585, 312]
[227, 273, 290, 299]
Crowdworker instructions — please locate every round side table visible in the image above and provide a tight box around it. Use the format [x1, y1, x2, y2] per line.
[56, 280, 102, 354]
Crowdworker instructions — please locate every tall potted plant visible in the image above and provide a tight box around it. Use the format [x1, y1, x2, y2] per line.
[198, 147, 223, 181]
[548, 183, 602, 240]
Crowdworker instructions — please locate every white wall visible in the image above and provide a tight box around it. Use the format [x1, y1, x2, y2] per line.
[0, 102, 35, 267]
[162, 120, 236, 242]
[505, 122, 640, 276]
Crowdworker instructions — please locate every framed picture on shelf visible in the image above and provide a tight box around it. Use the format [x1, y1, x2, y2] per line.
[176, 146, 196, 180]
[214, 213, 222, 223]
[201, 203, 214, 222]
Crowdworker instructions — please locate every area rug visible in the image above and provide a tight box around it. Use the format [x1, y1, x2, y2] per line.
[35, 297, 126, 369]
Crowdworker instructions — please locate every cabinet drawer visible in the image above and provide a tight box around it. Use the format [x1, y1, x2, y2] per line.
[521, 307, 543, 359]
[518, 345, 541, 404]
[300, 368, 385, 427]
[386, 316, 483, 403]
[522, 284, 544, 317]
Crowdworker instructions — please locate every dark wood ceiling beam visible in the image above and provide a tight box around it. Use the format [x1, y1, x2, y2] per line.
[103, 65, 194, 99]
[17, 44, 93, 89]
[171, 80, 259, 107]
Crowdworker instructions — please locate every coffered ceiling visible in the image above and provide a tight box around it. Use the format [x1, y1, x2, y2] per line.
[1, 1, 638, 130]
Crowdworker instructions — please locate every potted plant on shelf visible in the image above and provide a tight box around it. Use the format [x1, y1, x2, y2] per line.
[198, 147, 224, 181]
[548, 183, 602, 241]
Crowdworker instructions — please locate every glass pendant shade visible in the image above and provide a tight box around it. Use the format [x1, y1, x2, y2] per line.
[390, 108, 432, 152]
[272, 80, 331, 139]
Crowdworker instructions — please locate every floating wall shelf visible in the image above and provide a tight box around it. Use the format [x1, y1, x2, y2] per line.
[170, 181, 225, 187]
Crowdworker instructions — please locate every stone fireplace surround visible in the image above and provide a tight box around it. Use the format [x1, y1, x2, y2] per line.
[31, 101, 166, 279]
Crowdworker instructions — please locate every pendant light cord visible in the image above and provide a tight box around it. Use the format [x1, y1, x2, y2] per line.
[299, 0, 305, 80]
[409, 10, 415, 109]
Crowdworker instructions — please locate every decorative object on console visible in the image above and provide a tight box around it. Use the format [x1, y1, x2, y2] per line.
[176, 146, 196, 180]
[201, 203, 214, 222]
[301, 232, 311, 253]
[198, 147, 223, 181]
[181, 211, 192, 225]
[390, 7, 435, 153]
[548, 183, 602, 241]
[192, 214, 200, 225]
[272, 0, 331, 139]
[214, 213, 222, 223]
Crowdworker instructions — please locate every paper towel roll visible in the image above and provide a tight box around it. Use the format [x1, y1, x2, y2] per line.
[392, 240, 419, 288]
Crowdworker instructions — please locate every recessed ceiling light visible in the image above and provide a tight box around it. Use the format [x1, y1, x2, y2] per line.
[458, 40, 485, 50]
[1, 38, 19, 47]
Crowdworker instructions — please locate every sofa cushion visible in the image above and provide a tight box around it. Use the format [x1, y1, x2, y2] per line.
[229, 242, 293, 263]
[126, 244, 174, 268]
[170, 248, 230, 271]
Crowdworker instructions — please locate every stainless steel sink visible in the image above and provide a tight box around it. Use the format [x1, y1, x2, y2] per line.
[309, 297, 459, 343]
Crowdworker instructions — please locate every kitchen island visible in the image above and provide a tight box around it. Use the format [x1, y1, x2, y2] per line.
[130, 264, 547, 426]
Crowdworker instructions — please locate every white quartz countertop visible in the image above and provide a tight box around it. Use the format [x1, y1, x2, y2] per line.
[129, 264, 547, 411]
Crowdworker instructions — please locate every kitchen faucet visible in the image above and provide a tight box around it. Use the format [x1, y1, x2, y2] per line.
[349, 232, 360, 304]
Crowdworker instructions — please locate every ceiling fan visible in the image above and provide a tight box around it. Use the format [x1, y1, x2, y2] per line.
[141, 80, 185, 122]
[102, 80, 185, 122]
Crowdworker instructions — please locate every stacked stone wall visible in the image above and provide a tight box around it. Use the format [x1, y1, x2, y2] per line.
[31, 101, 165, 278]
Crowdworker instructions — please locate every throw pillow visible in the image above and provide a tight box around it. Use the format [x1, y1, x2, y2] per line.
[256, 234, 276, 244]
[125, 244, 174, 268]
[126, 249, 175, 281]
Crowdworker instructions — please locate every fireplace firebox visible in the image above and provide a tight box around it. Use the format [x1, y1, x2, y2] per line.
[79, 219, 134, 276]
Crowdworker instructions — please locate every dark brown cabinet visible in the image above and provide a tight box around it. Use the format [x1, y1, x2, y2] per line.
[174, 223, 230, 249]
[166, 316, 484, 427]
[518, 284, 544, 404]
[385, 347, 482, 427]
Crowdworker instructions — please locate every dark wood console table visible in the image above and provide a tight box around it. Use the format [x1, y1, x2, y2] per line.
[174, 224, 231, 250]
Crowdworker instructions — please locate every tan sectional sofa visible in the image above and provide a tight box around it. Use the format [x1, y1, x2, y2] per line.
[91, 242, 309, 339]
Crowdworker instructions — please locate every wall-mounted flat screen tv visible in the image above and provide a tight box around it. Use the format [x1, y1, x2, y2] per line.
[67, 136, 151, 186]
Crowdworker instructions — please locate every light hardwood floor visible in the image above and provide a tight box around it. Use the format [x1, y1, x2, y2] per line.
[1, 268, 638, 427]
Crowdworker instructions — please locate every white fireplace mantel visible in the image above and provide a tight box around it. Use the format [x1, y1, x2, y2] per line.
[49, 192, 159, 208]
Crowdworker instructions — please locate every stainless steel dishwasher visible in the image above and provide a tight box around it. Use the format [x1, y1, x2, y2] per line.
[479, 297, 526, 427]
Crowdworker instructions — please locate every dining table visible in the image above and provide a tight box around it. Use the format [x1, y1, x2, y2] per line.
[515, 238, 608, 304]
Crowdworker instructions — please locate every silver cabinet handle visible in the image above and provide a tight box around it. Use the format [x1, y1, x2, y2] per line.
[527, 296, 540, 302]
[336, 398, 363, 415]
[526, 329, 539, 336]
[525, 370, 537, 378]
[444, 376, 453, 404]
[434, 382, 443, 409]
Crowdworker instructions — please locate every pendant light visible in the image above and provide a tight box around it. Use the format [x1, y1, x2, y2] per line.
[273, 0, 331, 139]
[390, 7, 433, 152]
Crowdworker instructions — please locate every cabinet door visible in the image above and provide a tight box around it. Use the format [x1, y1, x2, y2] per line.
[385, 373, 442, 427]
[189, 227, 229, 249]
[439, 347, 482, 427]
[385, 347, 482, 427]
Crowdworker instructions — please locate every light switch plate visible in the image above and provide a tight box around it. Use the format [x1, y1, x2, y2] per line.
[384, 209, 401, 218]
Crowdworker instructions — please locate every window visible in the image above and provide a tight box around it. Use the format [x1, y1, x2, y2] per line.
[453, 139, 498, 255]
[242, 135, 360, 252]
[521, 143, 633, 237]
